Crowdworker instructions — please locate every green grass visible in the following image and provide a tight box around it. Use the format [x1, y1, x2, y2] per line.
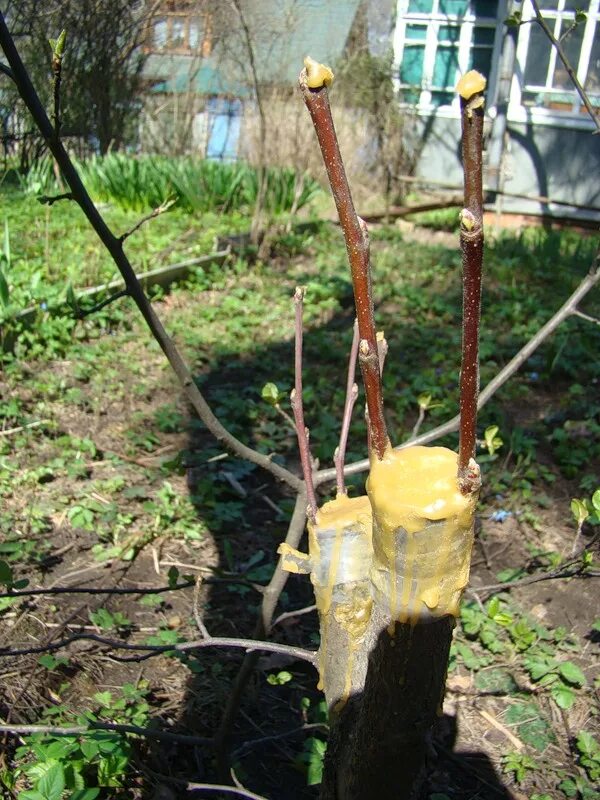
[0, 190, 598, 798]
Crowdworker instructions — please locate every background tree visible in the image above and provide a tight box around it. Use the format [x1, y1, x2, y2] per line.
[3, 0, 158, 162]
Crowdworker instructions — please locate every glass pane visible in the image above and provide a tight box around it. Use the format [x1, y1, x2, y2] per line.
[153, 19, 167, 49]
[470, 47, 493, 75]
[189, 20, 200, 50]
[401, 88, 421, 104]
[406, 24, 428, 40]
[430, 90, 454, 106]
[438, 25, 461, 41]
[172, 19, 185, 48]
[433, 44, 460, 87]
[553, 21, 584, 88]
[563, 1, 589, 11]
[471, 0, 498, 17]
[524, 24, 552, 86]
[400, 46, 425, 84]
[472, 26, 495, 45]
[408, 0, 433, 11]
[584, 23, 600, 94]
[439, 0, 469, 14]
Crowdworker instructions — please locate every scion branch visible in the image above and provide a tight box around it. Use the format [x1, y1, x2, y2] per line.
[299, 66, 388, 459]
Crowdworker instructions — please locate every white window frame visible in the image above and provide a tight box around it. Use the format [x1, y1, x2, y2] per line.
[509, 0, 600, 128]
[392, 0, 503, 117]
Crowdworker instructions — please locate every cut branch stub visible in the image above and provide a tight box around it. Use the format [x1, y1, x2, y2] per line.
[299, 60, 388, 460]
[457, 69, 486, 493]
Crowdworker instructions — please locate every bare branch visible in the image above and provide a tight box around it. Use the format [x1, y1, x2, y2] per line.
[73, 288, 129, 319]
[573, 309, 600, 326]
[0, 419, 49, 437]
[334, 319, 360, 495]
[119, 197, 178, 243]
[0, 16, 301, 492]
[0, 580, 195, 599]
[0, 722, 212, 747]
[0, 61, 13, 80]
[272, 604, 317, 628]
[290, 287, 318, 519]
[299, 67, 388, 458]
[186, 783, 268, 800]
[37, 192, 74, 205]
[530, 0, 600, 132]
[457, 72, 486, 493]
[0, 632, 318, 666]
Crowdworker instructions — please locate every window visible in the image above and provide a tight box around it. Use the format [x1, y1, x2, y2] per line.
[147, 12, 210, 54]
[394, 0, 499, 108]
[515, 0, 600, 114]
[153, 19, 168, 50]
[171, 18, 185, 49]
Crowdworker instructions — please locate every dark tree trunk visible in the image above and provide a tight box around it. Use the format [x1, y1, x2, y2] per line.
[321, 612, 454, 800]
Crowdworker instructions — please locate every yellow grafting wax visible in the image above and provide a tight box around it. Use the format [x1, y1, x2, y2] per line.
[456, 70, 487, 100]
[303, 56, 334, 89]
[367, 446, 478, 625]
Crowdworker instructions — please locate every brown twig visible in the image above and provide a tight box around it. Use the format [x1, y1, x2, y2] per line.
[334, 319, 360, 494]
[0, 632, 318, 665]
[0, 580, 196, 599]
[573, 309, 600, 326]
[186, 783, 268, 800]
[119, 197, 177, 243]
[0, 722, 212, 746]
[37, 192, 74, 205]
[0, 15, 301, 493]
[457, 72, 486, 493]
[299, 66, 388, 458]
[529, 0, 600, 132]
[290, 286, 318, 519]
[272, 604, 317, 628]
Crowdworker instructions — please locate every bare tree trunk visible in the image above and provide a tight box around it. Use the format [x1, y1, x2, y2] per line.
[321, 614, 454, 800]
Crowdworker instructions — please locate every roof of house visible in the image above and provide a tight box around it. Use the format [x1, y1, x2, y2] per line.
[145, 0, 362, 96]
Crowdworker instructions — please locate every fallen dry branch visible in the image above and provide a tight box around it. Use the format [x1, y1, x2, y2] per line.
[0, 632, 318, 666]
[0, 722, 212, 747]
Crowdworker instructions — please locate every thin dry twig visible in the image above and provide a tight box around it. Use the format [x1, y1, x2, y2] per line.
[119, 197, 177, 242]
[299, 65, 388, 458]
[334, 318, 360, 494]
[0, 632, 318, 666]
[290, 286, 318, 519]
[0, 580, 195, 599]
[272, 604, 317, 628]
[0, 419, 50, 437]
[0, 722, 212, 747]
[193, 575, 211, 639]
[186, 783, 268, 800]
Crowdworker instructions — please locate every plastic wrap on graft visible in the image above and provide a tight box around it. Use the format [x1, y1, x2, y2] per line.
[306, 495, 373, 707]
[308, 494, 373, 612]
[367, 446, 479, 624]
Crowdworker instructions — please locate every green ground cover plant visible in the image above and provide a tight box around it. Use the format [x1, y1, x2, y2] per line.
[0, 191, 598, 796]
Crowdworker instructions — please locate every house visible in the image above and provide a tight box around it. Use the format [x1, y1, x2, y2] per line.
[392, 0, 600, 221]
[140, 0, 365, 160]
[140, 0, 599, 221]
